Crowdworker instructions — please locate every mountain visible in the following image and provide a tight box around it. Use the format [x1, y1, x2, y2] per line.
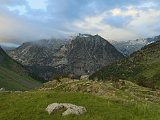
[0, 47, 41, 90]
[111, 35, 160, 56]
[8, 39, 68, 66]
[7, 38, 69, 80]
[90, 39, 160, 88]
[64, 34, 124, 76]
[8, 34, 124, 79]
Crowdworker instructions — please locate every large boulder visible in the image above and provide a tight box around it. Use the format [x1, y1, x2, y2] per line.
[46, 103, 87, 116]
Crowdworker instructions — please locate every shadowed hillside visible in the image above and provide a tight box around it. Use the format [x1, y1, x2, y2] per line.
[90, 40, 160, 88]
[0, 47, 41, 90]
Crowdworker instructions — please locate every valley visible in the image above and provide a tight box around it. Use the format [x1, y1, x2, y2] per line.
[1, 1, 160, 119]
[1, 34, 160, 120]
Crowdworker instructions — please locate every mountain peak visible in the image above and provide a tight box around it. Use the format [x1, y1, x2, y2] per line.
[77, 33, 102, 38]
[77, 33, 92, 38]
[8, 34, 124, 79]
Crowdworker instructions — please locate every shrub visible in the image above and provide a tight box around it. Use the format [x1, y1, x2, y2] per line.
[136, 75, 156, 90]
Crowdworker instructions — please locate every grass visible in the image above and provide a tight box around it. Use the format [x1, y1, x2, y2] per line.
[0, 66, 41, 91]
[0, 91, 160, 120]
[0, 48, 41, 91]
[1, 78, 160, 120]
[41, 78, 160, 104]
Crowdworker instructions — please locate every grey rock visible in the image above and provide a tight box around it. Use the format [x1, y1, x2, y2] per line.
[0, 88, 5, 91]
[46, 103, 87, 116]
[80, 75, 89, 80]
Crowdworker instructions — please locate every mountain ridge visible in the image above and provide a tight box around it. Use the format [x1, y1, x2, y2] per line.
[8, 34, 124, 79]
[111, 35, 160, 56]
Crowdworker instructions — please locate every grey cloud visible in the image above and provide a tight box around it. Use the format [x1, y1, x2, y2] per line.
[0, 0, 160, 45]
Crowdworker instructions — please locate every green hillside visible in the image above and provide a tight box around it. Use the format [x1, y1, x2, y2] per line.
[0, 78, 160, 120]
[90, 40, 160, 88]
[0, 47, 41, 90]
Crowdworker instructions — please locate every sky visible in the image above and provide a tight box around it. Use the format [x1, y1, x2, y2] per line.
[0, 0, 160, 45]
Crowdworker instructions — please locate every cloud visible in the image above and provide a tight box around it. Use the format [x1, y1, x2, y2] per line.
[0, 0, 160, 45]
[72, 6, 160, 41]
[0, 0, 27, 6]
[127, 9, 160, 37]
[26, 0, 47, 10]
[72, 15, 138, 41]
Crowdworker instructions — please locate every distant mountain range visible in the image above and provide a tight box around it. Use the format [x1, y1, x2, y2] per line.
[8, 34, 124, 80]
[111, 35, 160, 56]
[2, 33, 160, 90]
[7, 34, 160, 81]
[0, 47, 41, 90]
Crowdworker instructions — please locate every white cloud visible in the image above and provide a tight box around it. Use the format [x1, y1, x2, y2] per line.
[0, 0, 160, 45]
[72, 6, 160, 41]
[124, 9, 160, 37]
[26, 0, 47, 10]
[110, 8, 141, 17]
[8, 5, 27, 15]
[72, 15, 138, 41]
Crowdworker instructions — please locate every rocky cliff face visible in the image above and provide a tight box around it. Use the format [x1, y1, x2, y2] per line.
[65, 34, 124, 75]
[8, 34, 124, 79]
[8, 39, 67, 66]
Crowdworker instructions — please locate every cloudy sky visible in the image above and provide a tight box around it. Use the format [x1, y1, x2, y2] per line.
[0, 0, 160, 45]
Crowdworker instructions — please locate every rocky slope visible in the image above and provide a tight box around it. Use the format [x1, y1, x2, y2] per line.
[8, 39, 67, 66]
[0, 47, 41, 90]
[8, 34, 124, 79]
[65, 34, 124, 76]
[40, 78, 160, 103]
[111, 35, 160, 56]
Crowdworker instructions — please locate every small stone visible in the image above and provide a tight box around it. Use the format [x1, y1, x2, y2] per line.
[80, 75, 89, 80]
[145, 98, 149, 101]
[87, 89, 91, 92]
[0, 88, 5, 92]
[14, 91, 22, 93]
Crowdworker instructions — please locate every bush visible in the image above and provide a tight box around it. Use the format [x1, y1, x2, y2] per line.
[136, 75, 156, 90]
[51, 73, 71, 82]
[153, 73, 160, 81]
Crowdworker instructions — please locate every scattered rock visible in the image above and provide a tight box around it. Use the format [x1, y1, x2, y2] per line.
[14, 91, 23, 93]
[145, 98, 149, 101]
[87, 88, 91, 92]
[46, 103, 87, 116]
[80, 75, 89, 80]
[0, 88, 5, 92]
